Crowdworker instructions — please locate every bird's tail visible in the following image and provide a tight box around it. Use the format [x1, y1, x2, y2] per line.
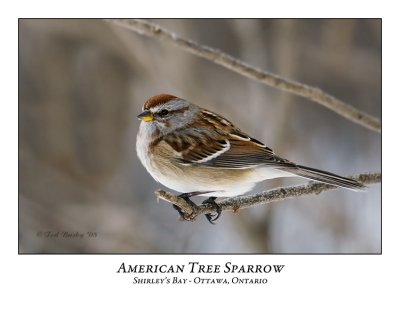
[286, 165, 366, 191]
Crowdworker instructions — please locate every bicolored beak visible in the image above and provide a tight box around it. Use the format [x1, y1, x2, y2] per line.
[137, 110, 154, 122]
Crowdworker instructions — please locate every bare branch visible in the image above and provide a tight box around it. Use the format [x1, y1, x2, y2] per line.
[106, 19, 381, 133]
[155, 173, 381, 222]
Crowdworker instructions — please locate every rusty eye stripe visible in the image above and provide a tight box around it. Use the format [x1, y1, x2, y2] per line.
[148, 107, 189, 117]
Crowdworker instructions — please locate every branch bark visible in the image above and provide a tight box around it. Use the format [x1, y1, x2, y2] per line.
[106, 19, 381, 133]
[155, 173, 381, 222]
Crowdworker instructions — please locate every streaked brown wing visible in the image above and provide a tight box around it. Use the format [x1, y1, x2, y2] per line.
[199, 131, 296, 169]
[165, 127, 295, 169]
[163, 128, 231, 163]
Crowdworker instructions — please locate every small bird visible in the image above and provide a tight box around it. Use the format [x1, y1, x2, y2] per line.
[136, 94, 364, 223]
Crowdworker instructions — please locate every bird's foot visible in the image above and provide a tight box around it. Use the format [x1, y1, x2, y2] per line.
[172, 192, 220, 223]
[202, 197, 222, 224]
[172, 193, 199, 222]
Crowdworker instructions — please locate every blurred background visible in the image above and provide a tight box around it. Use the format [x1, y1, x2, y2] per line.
[19, 19, 381, 253]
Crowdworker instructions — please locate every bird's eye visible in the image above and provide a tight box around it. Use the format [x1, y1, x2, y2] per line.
[159, 109, 169, 117]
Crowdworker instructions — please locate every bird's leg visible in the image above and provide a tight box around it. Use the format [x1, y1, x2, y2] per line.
[202, 197, 222, 224]
[172, 204, 186, 219]
[172, 191, 214, 221]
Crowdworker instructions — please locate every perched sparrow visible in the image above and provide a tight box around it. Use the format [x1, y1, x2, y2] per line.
[136, 94, 364, 223]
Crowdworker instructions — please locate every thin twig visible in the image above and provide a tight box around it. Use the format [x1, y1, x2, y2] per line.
[106, 19, 381, 133]
[155, 173, 381, 222]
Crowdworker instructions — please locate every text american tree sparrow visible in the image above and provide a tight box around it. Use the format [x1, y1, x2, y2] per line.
[136, 94, 364, 223]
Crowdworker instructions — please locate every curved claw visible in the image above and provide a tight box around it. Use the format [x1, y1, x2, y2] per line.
[202, 197, 222, 224]
[172, 193, 200, 222]
[173, 204, 188, 221]
[171, 193, 222, 224]
[205, 213, 217, 224]
[211, 208, 222, 221]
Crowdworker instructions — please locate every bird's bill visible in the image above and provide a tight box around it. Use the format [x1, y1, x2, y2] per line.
[137, 110, 154, 122]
